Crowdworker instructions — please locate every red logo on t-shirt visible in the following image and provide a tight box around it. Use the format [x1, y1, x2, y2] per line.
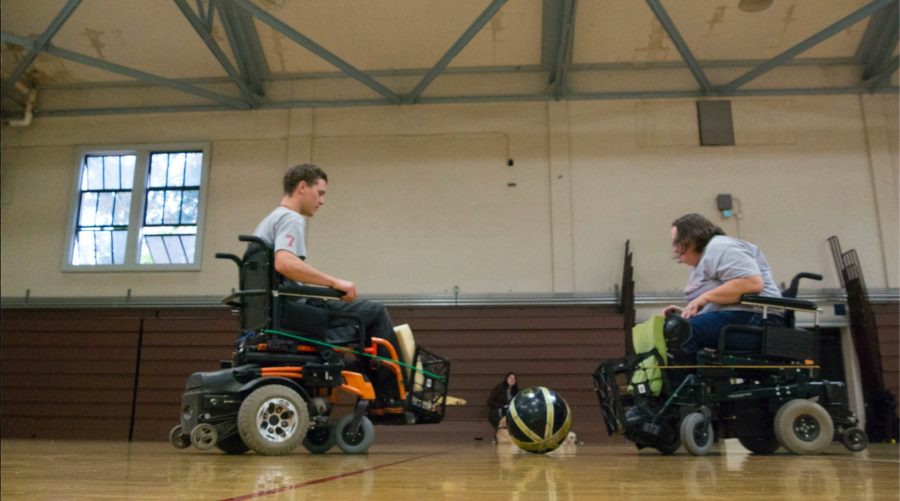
[286, 235, 295, 247]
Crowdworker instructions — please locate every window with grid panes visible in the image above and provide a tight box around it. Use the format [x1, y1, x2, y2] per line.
[67, 144, 209, 270]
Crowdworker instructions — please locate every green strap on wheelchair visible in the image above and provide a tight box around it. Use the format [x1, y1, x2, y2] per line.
[628, 315, 668, 396]
[262, 328, 447, 382]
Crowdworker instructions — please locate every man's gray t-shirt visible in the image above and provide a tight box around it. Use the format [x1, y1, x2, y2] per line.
[684, 235, 782, 314]
[253, 206, 307, 284]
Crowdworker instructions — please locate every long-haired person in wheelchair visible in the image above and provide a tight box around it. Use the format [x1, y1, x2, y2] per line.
[253, 163, 402, 409]
[663, 213, 784, 363]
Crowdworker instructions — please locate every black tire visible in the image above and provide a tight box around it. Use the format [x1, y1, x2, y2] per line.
[238, 385, 310, 456]
[335, 414, 375, 454]
[840, 427, 868, 452]
[738, 434, 780, 454]
[680, 412, 714, 456]
[303, 424, 337, 454]
[216, 433, 250, 455]
[773, 399, 834, 455]
[169, 425, 190, 449]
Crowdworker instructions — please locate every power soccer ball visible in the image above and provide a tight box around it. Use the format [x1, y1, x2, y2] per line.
[506, 386, 572, 454]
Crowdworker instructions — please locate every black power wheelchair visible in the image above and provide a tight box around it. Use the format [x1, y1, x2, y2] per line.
[593, 273, 868, 455]
[169, 235, 450, 455]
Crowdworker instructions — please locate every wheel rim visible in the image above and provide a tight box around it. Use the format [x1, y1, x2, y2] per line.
[256, 397, 299, 443]
[342, 422, 365, 445]
[693, 423, 710, 446]
[792, 414, 821, 442]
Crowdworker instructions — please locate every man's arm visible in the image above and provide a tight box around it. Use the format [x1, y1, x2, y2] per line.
[274, 250, 357, 301]
[681, 275, 763, 318]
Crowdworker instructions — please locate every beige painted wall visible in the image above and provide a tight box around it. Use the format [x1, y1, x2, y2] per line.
[1, 95, 897, 300]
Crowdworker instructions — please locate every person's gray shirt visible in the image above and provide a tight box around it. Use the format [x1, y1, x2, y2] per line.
[253, 206, 307, 285]
[684, 235, 782, 314]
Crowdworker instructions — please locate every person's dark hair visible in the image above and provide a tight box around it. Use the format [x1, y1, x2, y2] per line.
[672, 213, 725, 254]
[503, 372, 519, 395]
[283, 163, 328, 195]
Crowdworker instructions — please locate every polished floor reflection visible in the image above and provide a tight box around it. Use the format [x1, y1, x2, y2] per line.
[1, 439, 897, 500]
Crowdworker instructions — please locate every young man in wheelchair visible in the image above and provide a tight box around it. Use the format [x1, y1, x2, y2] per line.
[253, 163, 403, 409]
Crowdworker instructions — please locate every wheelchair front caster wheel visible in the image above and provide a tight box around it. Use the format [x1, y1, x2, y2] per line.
[681, 412, 714, 456]
[169, 425, 190, 449]
[303, 424, 337, 454]
[190, 423, 218, 450]
[335, 414, 375, 454]
[840, 427, 868, 452]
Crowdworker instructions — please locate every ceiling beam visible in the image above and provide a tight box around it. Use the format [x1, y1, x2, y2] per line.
[406, 0, 508, 104]
[547, 0, 577, 101]
[856, 2, 899, 79]
[0, 0, 82, 99]
[721, 0, 895, 93]
[0, 31, 249, 110]
[229, 0, 401, 104]
[645, 0, 711, 95]
[864, 55, 900, 91]
[216, 0, 268, 96]
[174, 0, 258, 106]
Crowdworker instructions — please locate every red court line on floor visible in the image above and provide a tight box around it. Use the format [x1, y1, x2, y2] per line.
[218, 448, 454, 501]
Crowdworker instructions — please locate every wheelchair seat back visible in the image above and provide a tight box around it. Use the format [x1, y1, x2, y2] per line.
[239, 242, 273, 331]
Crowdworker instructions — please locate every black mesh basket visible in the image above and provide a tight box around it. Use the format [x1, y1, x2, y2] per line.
[404, 346, 450, 424]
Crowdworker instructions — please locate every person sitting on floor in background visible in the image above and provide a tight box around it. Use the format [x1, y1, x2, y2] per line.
[487, 372, 519, 429]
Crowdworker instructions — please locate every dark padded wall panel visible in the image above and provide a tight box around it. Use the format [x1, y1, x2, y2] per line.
[697, 100, 735, 146]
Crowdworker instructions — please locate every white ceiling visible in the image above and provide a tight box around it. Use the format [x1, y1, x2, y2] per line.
[1, 0, 897, 116]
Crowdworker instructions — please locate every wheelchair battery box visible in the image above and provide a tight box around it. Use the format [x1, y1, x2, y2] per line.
[762, 327, 818, 361]
[303, 363, 343, 388]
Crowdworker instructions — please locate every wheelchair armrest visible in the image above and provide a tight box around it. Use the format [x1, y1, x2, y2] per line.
[740, 294, 818, 312]
[221, 289, 267, 307]
[277, 284, 346, 300]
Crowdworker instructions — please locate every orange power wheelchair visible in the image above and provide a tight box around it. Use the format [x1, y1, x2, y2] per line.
[169, 235, 450, 455]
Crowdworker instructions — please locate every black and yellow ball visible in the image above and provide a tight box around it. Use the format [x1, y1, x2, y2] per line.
[506, 386, 572, 454]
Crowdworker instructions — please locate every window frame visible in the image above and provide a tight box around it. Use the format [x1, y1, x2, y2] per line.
[63, 142, 211, 272]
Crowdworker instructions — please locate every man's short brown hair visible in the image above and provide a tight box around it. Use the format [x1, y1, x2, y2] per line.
[672, 213, 725, 254]
[283, 164, 328, 195]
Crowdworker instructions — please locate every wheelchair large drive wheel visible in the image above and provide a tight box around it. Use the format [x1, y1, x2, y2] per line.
[681, 412, 714, 456]
[238, 385, 310, 455]
[773, 399, 833, 455]
[335, 414, 375, 454]
[303, 423, 337, 454]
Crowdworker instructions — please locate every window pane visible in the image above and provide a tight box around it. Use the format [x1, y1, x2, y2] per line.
[94, 231, 113, 265]
[113, 192, 131, 225]
[85, 157, 103, 190]
[163, 190, 183, 224]
[96, 192, 115, 226]
[164, 235, 188, 264]
[185, 153, 202, 186]
[146, 235, 168, 263]
[145, 190, 164, 225]
[148, 154, 167, 188]
[181, 190, 199, 224]
[112, 230, 127, 264]
[182, 234, 196, 263]
[167, 153, 185, 187]
[73, 231, 95, 265]
[121, 155, 135, 189]
[104, 156, 120, 189]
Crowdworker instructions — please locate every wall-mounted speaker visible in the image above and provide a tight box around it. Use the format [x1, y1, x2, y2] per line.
[697, 100, 735, 146]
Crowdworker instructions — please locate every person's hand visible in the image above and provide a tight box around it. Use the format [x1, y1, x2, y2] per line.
[662, 305, 683, 317]
[681, 295, 709, 319]
[332, 278, 357, 302]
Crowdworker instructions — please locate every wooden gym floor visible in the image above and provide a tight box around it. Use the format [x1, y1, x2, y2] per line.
[1, 438, 897, 500]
